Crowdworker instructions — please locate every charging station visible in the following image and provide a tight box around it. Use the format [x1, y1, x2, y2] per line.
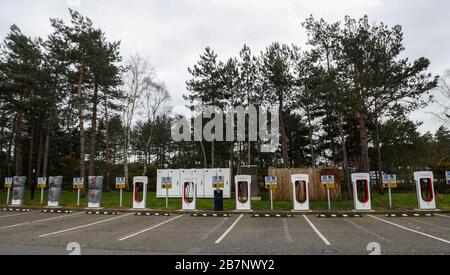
[414, 171, 436, 210]
[133, 176, 148, 209]
[235, 175, 251, 211]
[182, 176, 198, 211]
[48, 177, 63, 208]
[157, 170, 181, 198]
[292, 174, 310, 211]
[88, 176, 104, 209]
[11, 177, 26, 206]
[352, 173, 372, 211]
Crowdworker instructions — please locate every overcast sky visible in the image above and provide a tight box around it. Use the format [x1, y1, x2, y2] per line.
[1, 0, 448, 133]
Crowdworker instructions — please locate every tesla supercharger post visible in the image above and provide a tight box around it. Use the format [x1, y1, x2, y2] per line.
[4, 178, 12, 205]
[182, 176, 198, 211]
[133, 176, 148, 210]
[88, 176, 103, 209]
[235, 175, 252, 211]
[48, 177, 63, 208]
[292, 174, 310, 212]
[12, 176, 27, 206]
[116, 177, 126, 208]
[73, 178, 84, 207]
[383, 174, 397, 209]
[162, 177, 173, 209]
[414, 171, 436, 210]
[37, 177, 47, 205]
[265, 177, 278, 211]
[321, 175, 335, 211]
[352, 173, 372, 211]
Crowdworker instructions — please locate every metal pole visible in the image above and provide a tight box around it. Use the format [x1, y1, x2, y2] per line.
[77, 189, 80, 207]
[6, 189, 10, 205]
[327, 189, 331, 211]
[40, 188, 44, 205]
[166, 188, 169, 209]
[120, 189, 123, 208]
[270, 189, 274, 211]
[388, 188, 392, 209]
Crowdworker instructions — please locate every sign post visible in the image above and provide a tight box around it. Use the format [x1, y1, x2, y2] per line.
[37, 177, 47, 205]
[116, 177, 126, 208]
[73, 178, 84, 207]
[265, 177, 278, 211]
[4, 178, 12, 205]
[321, 176, 336, 211]
[162, 177, 173, 209]
[383, 174, 397, 209]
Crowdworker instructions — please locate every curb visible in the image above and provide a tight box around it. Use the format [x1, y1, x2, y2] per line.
[135, 212, 173, 217]
[317, 213, 363, 218]
[86, 211, 120, 215]
[2, 208, 31, 212]
[1, 205, 448, 217]
[42, 209, 73, 214]
[192, 213, 232, 217]
[385, 213, 434, 218]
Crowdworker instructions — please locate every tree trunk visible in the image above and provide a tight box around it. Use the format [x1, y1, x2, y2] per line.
[279, 101, 289, 168]
[211, 140, 215, 168]
[338, 115, 353, 200]
[43, 126, 50, 178]
[373, 117, 384, 195]
[89, 83, 98, 177]
[358, 110, 370, 173]
[78, 57, 86, 184]
[123, 126, 130, 191]
[104, 96, 111, 192]
[7, 116, 16, 177]
[143, 152, 148, 176]
[36, 118, 44, 177]
[15, 109, 24, 176]
[306, 105, 316, 168]
[28, 117, 36, 199]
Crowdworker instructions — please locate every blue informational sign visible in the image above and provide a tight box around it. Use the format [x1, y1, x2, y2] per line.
[265, 177, 278, 190]
[116, 177, 126, 189]
[321, 175, 335, 189]
[162, 177, 173, 189]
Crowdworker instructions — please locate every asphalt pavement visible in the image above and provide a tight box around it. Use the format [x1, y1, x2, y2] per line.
[0, 210, 449, 255]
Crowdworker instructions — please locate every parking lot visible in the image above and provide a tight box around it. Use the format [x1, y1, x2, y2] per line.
[0, 209, 449, 255]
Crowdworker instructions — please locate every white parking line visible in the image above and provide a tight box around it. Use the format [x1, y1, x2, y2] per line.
[0, 213, 84, 231]
[0, 212, 33, 219]
[39, 213, 134, 238]
[368, 215, 450, 245]
[303, 215, 331, 246]
[200, 217, 230, 242]
[118, 215, 184, 241]
[215, 214, 244, 244]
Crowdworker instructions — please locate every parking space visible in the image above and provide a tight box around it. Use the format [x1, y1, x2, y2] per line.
[0, 211, 450, 255]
